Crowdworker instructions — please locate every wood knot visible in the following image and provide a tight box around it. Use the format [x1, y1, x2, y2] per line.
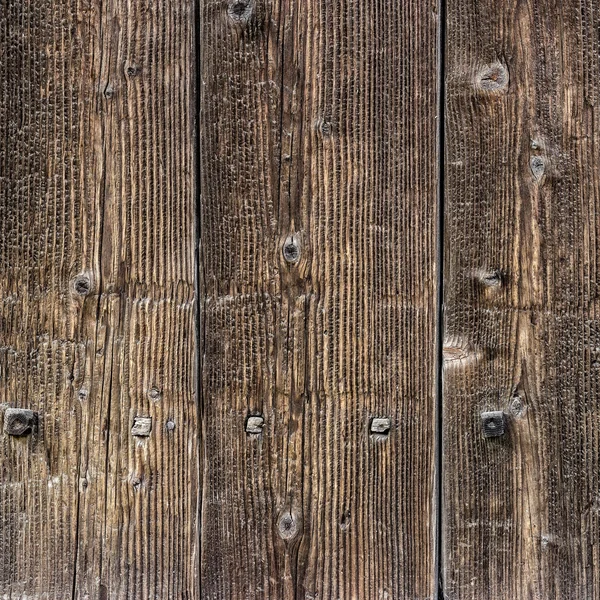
[530, 155, 545, 181]
[277, 511, 299, 540]
[475, 62, 509, 93]
[73, 273, 92, 296]
[316, 118, 334, 138]
[103, 83, 114, 99]
[442, 337, 480, 366]
[339, 510, 351, 531]
[131, 416, 152, 437]
[126, 64, 141, 77]
[282, 235, 301, 264]
[148, 387, 162, 401]
[509, 395, 526, 417]
[4, 408, 37, 436]
[481, 411, 506, 438]
[228, 0, 253, 23]
[476, 268, 503, 288]
[245, 414, 264, 434]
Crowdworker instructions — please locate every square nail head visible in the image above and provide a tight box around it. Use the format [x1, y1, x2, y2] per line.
[481, 411, 505, 438]
[370, 417, 392, 435]
[4, 408, 36, 436]
[246, 415, 264, 434]
[131, 416, 152, 437]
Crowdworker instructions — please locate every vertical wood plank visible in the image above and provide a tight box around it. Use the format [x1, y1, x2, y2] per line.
[0, 0, 197, 598]
[443, 1, 600, 598]
[200, 0, 439, 597]
[0, 0, 92, 594]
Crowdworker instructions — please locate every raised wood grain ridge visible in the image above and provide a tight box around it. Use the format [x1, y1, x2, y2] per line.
[200, 0, 439, 598]
[443, 0, 600, 598]
[0, 0, 198, 597]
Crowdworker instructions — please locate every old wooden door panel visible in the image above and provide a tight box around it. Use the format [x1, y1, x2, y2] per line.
[200, 0, 439, 598]
[443, 0, 600, 598]
[0, 0, 197, 598]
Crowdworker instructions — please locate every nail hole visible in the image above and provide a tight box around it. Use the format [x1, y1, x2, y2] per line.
[510, 395, 526, 417]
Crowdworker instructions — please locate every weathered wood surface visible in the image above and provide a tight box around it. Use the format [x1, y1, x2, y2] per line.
[200, 0, 439, 598]
[0, 0, 197, 598]
[442, 0, 600, 598]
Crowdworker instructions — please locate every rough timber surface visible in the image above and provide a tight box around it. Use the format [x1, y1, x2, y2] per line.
[442, 1, 600, 598]
[200, 0, 439, 598]
[0, 0, 197, 597]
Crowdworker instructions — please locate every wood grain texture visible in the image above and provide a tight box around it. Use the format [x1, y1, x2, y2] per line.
[442, 1, 600, 598]
[0, 0, 197, 598]
[200, 0, 439, 598]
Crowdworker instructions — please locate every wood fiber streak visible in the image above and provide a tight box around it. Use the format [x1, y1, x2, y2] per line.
[201, 0, 438, 598]
[0, 0, 197, 598]
[443, 1, 600, 598]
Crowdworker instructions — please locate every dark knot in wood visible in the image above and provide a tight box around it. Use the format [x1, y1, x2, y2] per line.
[478, 269, 502, 288]
[476, 63, 509, 92]
[73, 273, 92, 296]
[228, 0, 253, 23]
[277, 511, 299, 540]
[282, 236, 301, 264]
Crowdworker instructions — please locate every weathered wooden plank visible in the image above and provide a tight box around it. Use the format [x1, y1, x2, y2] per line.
[200, 0, 439, 597]
[0, 0, 197, 598]
[0, 0, 92, 594]
[442, 1, 600, 598]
